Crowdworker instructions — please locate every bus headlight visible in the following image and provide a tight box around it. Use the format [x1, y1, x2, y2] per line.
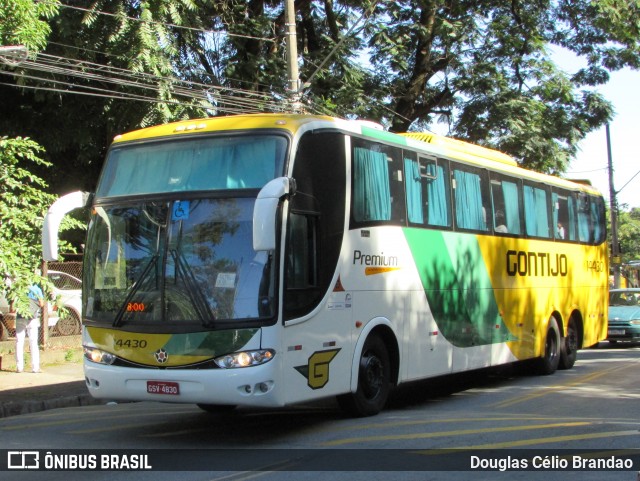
[214, 349, 275, 369]
[84, 346, 117, 365]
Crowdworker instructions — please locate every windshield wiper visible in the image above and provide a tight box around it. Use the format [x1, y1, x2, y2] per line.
[171, 249, 216, 327]
[112, 255, 158, 327]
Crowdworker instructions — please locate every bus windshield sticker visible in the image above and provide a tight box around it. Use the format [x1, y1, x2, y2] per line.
[172, 201, 190, 221]
[216, 273, 236, 289]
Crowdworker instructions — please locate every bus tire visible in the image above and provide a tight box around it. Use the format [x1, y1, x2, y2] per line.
[559, 317, 578, 370]
[197, 403, 237, 413]
[536, 317, 561, 375]
[337, 334, 390, 417]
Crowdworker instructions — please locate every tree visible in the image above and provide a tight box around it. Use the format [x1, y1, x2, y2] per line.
[1, 0, 639, 193]
[0, 0, 58, 51]
[0, 0, 220, 194]
[617, 207, 640, 264]
[351, 0, 640, 173]
[0, 1, 81, 315]
[0, 137, 70, 314]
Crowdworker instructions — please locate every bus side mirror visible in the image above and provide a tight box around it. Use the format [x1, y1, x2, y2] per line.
[42, 191, 91, 261]
[253, 177, 296, 252]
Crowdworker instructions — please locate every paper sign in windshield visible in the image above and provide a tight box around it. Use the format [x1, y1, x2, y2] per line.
[216, 273, 236, 288]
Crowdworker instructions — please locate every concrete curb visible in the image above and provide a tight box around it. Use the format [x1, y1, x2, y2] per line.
[0, 393, 105, 418]
[0, 335, 100, 419]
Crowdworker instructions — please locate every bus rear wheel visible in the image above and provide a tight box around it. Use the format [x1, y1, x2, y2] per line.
[337, 334, 390, 417]
[559, 317, 578, 370]
[536, 317, 561, 375]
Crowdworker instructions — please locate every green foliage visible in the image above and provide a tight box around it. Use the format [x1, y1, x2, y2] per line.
[0, 136, 82, 315]
[0, 0, 59, 51]
[0, 0, 639, 195]
[352, 0, 632, 172]
[0, 137, 53, 268]
[617, 207, 640, 264]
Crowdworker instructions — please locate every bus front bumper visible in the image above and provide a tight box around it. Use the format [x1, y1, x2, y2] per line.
[84, 359, 284, 408]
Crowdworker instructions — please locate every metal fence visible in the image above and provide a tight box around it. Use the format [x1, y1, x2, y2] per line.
[47, 260, 82, 280]
[0, 259, 84, 341]
[44, 259, 83, 338]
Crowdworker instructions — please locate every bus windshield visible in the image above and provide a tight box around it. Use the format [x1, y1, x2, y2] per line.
[84, 198, 276, 328]
[83, 132, 288, 330]
[96, 135, 287, 197]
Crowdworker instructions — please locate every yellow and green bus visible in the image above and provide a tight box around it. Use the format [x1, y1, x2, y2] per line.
[43, 114, 608, 416]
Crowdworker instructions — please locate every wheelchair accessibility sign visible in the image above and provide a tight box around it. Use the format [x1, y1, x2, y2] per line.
[172, 201, 190, 221]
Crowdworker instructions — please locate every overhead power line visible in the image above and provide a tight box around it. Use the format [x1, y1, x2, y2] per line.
[566, 166, 608, 175]
[0, 0, 402, 120]
[45, 40, 287, 94]
[0, 50, 324, 116]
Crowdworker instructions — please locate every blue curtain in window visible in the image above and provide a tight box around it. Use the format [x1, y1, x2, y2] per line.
[100, 138, 280, 196]
[454, 170, 485, 230]
[577, 198, 590, 242]
[227, 139, 278, 188]
[202, 139, 278, 189]
[524, 186, 550, 237]
[404, 158, 423, 224]
[501, 181, 520, 234]
[426, 164, 449, 226]
[578, 212, 590, 241]
[353, 147, 391, 221]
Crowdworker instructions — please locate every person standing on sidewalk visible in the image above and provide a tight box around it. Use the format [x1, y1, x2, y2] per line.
[15, 283, 44, 373]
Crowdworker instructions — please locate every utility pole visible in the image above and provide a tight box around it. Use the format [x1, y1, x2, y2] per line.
[607, 123, 621, 288]
[284, 0, 301, 112]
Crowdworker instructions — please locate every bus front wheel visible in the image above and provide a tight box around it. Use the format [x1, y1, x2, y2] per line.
[197, 404, 237, 413]
[536, 317, 561, 375]
[337, 334, 390, 417]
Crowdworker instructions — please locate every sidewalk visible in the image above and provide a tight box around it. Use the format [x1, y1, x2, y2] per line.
[0, 337, 103, 418]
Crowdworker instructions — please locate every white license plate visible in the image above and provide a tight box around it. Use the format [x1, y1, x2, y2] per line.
[608, 329, 625, 336]
[147, 380, 180, 395]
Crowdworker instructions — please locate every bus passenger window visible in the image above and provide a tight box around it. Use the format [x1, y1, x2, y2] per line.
[353, 146, 391, 222]
[490, 176, 521, 235]
[524, 184, 551, 238]
[577, 194, 591, 242]
[404, 153, 423, 224]
[590, 195, 606, 244]
[453, 165, 489, 232]
[552, 190, 576, 241]
[423, 157, 451, 227]
[576, 194, 606, 244]
[404, 153, 451, 228]
[352, 140, 404, 225]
